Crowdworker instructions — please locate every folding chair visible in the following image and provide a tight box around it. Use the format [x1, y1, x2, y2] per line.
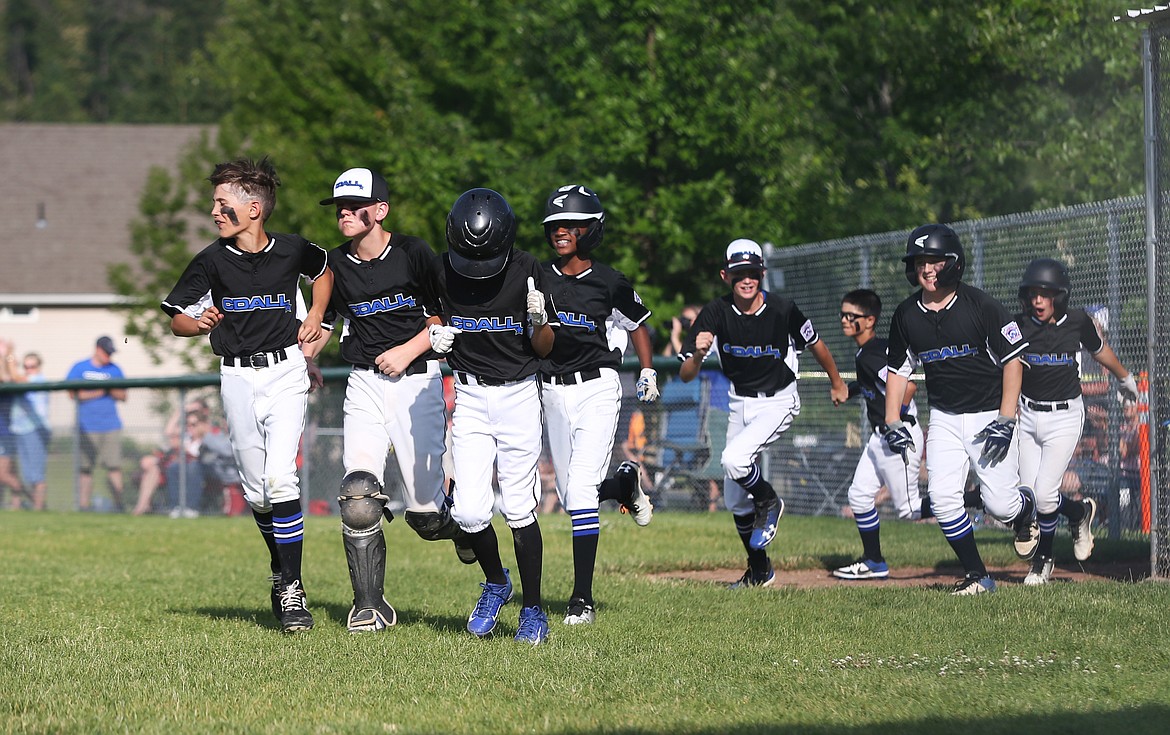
[644, 378, 711, 509]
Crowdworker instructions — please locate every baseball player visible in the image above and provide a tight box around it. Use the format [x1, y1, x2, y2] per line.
[537, 184, 658, 626]
[883, 224, 1038, 595]
[302, 167, 473, 633]
[428, 187, 555, 645]
[679, 239, 849, 588]
[161, 157, 332, 632]
[1014, 257, 1139, 585]
[832, 289, 923, 580]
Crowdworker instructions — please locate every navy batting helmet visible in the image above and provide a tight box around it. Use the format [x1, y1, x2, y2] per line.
[446, 188, 516, 279]
[902, 224, 964, 288]
[543, 184, 605, 256]
[1018, 257, 1071, 316]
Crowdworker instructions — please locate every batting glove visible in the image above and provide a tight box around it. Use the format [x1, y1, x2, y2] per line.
[636, 368, 660, 403]
[1118, 374, 1139, 406]
[975, 415, 1016, 466]
[525, 277, 548, 326]
[428, 324, 461, 355]
[882, 420, 915, 460]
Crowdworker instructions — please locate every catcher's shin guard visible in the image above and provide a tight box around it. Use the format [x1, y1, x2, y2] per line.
[339, 473, 392, 612]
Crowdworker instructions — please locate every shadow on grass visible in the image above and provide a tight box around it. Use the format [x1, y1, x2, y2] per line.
[188, 603, 474, 635]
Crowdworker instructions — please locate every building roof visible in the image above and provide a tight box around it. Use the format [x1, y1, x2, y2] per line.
[0, 123, 213, 302]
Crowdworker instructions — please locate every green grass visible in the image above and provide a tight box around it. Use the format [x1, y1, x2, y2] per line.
[1, 511, 1167, 734]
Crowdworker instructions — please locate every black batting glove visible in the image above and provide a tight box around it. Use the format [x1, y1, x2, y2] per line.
[882, 420, 915, 461]
[975, 415, 1016, 466]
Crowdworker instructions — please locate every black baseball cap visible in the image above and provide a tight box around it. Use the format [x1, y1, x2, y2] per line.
[96, 336, 117, 354]
[319, 167, 390, 206]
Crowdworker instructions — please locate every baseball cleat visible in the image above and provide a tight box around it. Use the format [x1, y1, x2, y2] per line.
[278, 580, 314, 633]
[1024, 555, 1054, 586]
[832, 558, 889, 580]
[749, 496, 784, 550]
[616, 461, 653, 526]
[514, 606, 550, 645]
[467, 569, 514, 637]
[268, 574, 282, 623]
[347, 599, 398, 633]
[1012, 487, 1039, 560]
[1072, 498, 1097, 562]
[728, 562, 776, 589]
[951, 573, 996, 596]
[563, 597, 596, 626]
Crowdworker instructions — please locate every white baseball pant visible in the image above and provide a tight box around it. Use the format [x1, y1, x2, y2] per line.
[1017, 396, 1085, 515]
[848, 423, 924, 520]
[924, 408, 1023, 525]
[449, 374, 542, 533]
[220, 346, 308, 511]
[343, 362, 447, 512]
[721, 387, 800, 516]
[540, 369, 622, 512]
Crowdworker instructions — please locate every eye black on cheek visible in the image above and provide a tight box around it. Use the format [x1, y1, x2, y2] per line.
[220, 206, 239, 226]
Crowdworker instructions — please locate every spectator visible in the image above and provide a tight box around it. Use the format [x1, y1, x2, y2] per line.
[9, 351, 50, 510]
[67, 336, 127, 512]
[0, 339, 28, 508]
[133, 397, 212, 515]
[167, 411, 211, 518]
[663, 304, 701, 357]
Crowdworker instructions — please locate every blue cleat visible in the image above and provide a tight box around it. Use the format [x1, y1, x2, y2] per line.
[951, 573, 996, 596]
[514, 606, 550, 645]
[832, 558, 890, 580]
[749, 496, 784, 550]
[467, 569, 513, 637]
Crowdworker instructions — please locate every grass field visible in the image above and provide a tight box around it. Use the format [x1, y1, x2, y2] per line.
[2, 510, 1168, 734]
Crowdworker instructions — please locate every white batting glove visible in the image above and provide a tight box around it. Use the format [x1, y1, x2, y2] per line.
[428, 324, 461, 354]
[525, 277, 548, 326]
[1118, 374, 1139, 406]
[636, 368, 659, 403]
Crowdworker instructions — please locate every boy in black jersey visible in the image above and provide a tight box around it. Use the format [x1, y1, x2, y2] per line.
[162, 157, 332, 631]
[680, 240, 848, 588]
[883, 224, 1037, 595]
[1014, 258, 1138, 584]
[832, 289, 922, 581]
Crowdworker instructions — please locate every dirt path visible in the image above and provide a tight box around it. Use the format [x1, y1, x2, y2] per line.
[654, 561, 1152, 589]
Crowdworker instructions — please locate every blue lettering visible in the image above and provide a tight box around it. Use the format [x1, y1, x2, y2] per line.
[555, 311, 597, 332]
[450, 314, 525, 335]
[221, 294, 292, 312]
[721, 343, 785, 359]
[918, 344, 978, 364]
[350, 293, 416, 317]
[1023, 352, 1077, 367]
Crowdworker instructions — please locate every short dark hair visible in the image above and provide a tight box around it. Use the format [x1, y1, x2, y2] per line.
[843, 289, 882, 320]
[209, 157, 280, 221]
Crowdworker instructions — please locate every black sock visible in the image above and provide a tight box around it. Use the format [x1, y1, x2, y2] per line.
[733, 465, 777, 504]
[252, 508, 281, 575]
[1059, 495, 1086, 522]
[570, 533, 599, 605]
[469, 525, 506, 584]
[735, 513, 769, 574]
[598, 477, 621, 503]
[946, 532, 986, 577]
[920, 496, 934, 519]
[512, 521, 543, 609]
[860, 528, 884, 563]
[271, 499, 305, 585]
[1037, 511, 1059, 558]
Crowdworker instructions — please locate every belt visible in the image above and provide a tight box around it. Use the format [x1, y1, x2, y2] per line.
[1024, 398, 1071, 412]
[455, 371, 509, 387]
[353, 361, 428, 377]
[222, 348, 288, 369]
[540, 368, 603, 386]
[733, 389, 777, 399]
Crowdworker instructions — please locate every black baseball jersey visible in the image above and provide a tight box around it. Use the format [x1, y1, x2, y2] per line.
[324, 234, 441, 367]
[437, 249, 556, 381]
[541, 260, 651, 374]
[853, 337, 917, 429]
[680, 292, 817, 396]
[1015, 308, 1104, 402]
[887, 282, 1028, 414]
[161, 233, 328, 357]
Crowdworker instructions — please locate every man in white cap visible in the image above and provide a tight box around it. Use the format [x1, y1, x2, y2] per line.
[678, 239, 848, 588]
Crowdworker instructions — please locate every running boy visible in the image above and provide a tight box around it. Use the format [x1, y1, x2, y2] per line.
[161, 157, 332, 632]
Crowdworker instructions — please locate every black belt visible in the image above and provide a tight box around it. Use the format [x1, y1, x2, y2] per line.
[455, 371, 508, 387]
[733, 389, 777, 398]
[1024, 398, 1071, 412]
[223, 348, 288, 369]
[541, 368, 603, 386]
[353, 361, 428, 377]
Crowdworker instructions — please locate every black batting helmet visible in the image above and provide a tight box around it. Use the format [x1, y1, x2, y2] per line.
[445, 188, 516, 279]
[543, 184, 605, 256]
[1018, 257, 1071, 316]
[902, 224, 964, 288]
